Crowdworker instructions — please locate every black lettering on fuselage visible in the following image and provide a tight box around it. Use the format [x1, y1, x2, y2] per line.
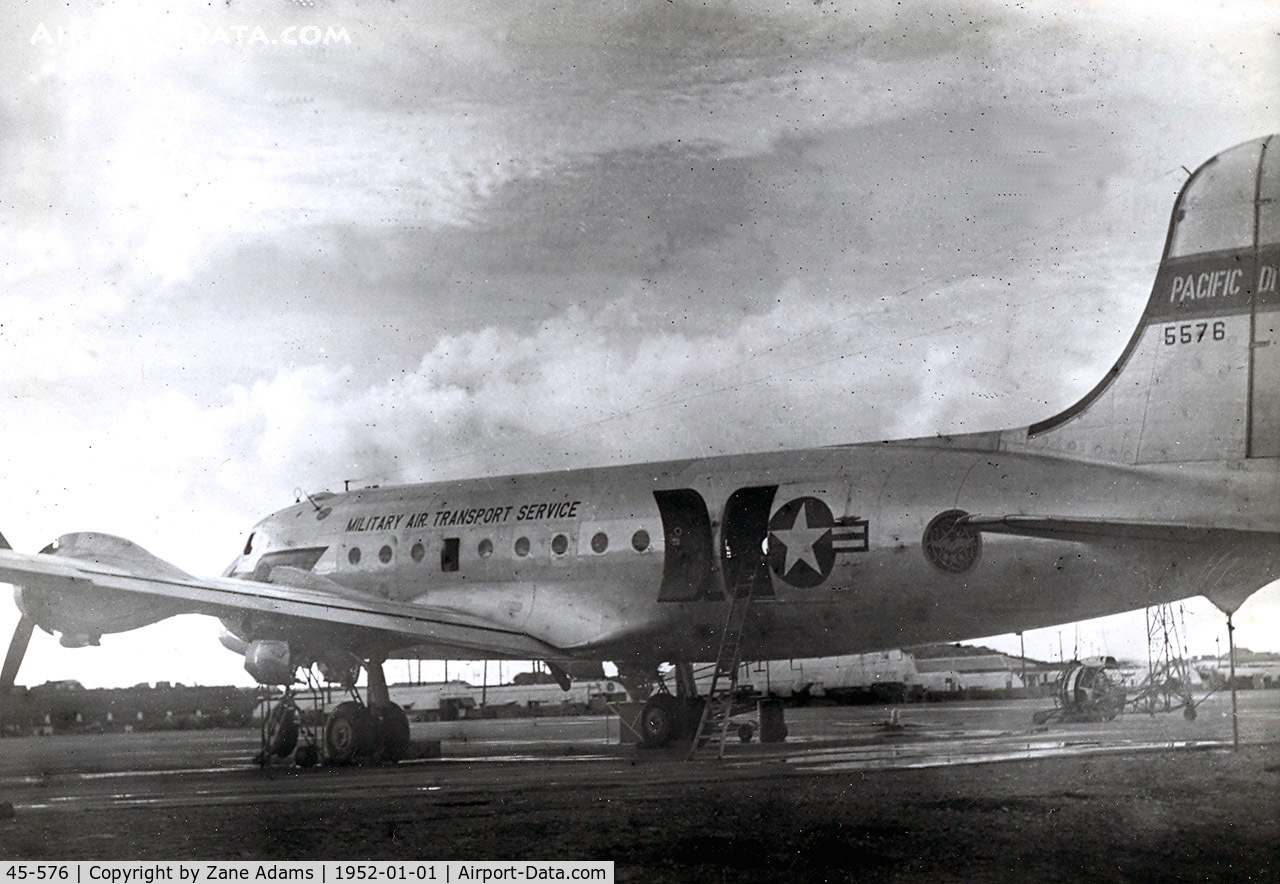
[344, 513, 405, 532]
[514, 501, 580, 521]
[349, 501, 582, 532]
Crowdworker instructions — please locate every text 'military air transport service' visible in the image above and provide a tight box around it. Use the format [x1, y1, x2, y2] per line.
[2, 135, 1280, 760]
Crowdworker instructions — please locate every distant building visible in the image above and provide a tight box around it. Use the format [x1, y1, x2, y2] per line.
[909, 645, 1057, 696]
[687, 645, 1057, 702]
[696, 651, 919, 702]
[254, 678, 632, 722]
[1193, 653, 1280, 690]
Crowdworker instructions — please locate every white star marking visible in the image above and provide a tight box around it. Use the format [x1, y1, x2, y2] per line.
[770, 505, 829, 577]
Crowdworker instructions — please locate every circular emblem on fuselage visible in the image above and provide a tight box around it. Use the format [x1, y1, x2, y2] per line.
[767, 497, 836, 588]
[922, 509, 981, 574]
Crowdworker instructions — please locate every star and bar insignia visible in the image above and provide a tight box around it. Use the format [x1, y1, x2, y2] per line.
[767, 496, 869, 588]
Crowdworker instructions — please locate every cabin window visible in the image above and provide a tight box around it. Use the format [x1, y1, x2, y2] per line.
[631, 530, 650, 552]
[410, 542, 425, 563]
[591, 532, 608, 554]
[348, 547, 361, 565]
[441, 537, 460, 572]
[515, 537, 531, 557]
[551, 533, 569, 555]
[478, 538, 494, 558]
[379, 545, 393, 564]
[243, 534, 255, 556]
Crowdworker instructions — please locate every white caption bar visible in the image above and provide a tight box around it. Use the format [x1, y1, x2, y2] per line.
[0, 863, 613, 884]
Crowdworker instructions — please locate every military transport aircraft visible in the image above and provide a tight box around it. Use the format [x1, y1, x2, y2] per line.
[3, 135, 1280, 762]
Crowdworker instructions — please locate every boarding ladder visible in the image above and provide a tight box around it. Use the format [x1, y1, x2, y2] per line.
[687, 570, 758, 759]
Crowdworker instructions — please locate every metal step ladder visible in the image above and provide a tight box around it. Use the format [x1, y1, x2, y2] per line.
[687, 572, 758, 759]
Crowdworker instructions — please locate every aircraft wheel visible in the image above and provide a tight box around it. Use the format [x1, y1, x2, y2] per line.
[294, 743, 320, 768]
[264, 703, 298, 758]
[324, 701, 377, 765]
[737, 723, 754, 744]
[373, 702, 412, 763]
[639, 694, 685, 748]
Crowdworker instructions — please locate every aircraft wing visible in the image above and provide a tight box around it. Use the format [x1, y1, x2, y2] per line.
[0, 544, 564, 660]
[960, 514, 1279, 546]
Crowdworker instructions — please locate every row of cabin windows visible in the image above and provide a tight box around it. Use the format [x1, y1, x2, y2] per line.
[344, 529, 652, 572]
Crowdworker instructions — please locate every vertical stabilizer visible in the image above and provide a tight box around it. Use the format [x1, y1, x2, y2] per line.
[1011, 135, 1280, 464]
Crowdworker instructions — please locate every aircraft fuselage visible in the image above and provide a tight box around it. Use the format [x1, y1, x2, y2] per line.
[228, 440, 1280, 667]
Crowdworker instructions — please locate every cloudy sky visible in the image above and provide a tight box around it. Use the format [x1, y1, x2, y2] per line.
[2, 0, 1278, 687]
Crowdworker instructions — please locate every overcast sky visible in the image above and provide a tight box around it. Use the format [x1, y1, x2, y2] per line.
[2, 1, 1278, 688]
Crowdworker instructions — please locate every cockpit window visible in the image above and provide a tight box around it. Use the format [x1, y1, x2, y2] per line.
[256, 547, 328, 573]
[1169, 140, 1263, 258]
[243, 533, 255, 556]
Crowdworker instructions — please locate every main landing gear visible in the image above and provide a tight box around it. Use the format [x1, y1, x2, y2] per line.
[635, 662, 789, 750]
[257, 658, 411, 768]
[637, 663, 702, 748]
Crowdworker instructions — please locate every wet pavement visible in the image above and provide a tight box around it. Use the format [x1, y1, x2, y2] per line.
[1, 692, 1275, 816]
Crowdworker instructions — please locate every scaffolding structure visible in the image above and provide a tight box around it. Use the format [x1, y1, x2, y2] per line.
[1132, 602, 1198, 719]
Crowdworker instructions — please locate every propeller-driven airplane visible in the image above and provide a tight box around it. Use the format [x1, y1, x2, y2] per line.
[3, 136, 1279, 762]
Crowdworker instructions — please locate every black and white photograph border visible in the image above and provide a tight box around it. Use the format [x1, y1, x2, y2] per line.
[2, 1, 1278, 879]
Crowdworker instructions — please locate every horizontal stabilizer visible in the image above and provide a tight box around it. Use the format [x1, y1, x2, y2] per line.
[960, 514, 1280, 546]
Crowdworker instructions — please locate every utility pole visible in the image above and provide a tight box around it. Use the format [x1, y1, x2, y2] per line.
[1227, 613, 1239, 752]
[1019, 632, 1026, 690]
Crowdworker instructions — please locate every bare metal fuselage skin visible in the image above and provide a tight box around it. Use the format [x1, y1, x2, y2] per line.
[224, 442, 1280, 667]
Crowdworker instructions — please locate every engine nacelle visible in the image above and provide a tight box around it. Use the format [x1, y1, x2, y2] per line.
[1055, 657, 1127, 721]
[243, 640, 294, 685]
[13, 534, 194, 644]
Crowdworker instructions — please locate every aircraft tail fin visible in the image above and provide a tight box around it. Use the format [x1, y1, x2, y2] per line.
[1012, 134, 1280, 464]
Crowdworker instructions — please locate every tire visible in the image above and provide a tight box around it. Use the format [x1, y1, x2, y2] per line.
[264, 703, 299, 758]
[324, 701, 377, 765]
[639, 694, 685, 748]
[294, 743, 320, 768]
[373, 702, 412, 763]
[737, 723, 754, 744]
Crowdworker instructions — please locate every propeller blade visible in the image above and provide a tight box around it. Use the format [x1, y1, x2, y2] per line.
[1, 615, 35, 692]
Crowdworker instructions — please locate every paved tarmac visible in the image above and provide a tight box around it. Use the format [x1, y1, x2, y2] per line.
[2, 691, 1275, 816]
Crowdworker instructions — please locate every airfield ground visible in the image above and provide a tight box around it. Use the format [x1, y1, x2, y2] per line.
[1, 694, 1277, 882]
